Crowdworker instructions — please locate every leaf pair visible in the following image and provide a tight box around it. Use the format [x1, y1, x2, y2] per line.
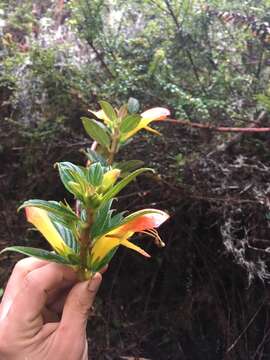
[56, 160, 153, 207]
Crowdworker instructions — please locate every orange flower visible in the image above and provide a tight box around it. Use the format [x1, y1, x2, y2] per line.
[88, 106, 170, 141]
[90, 209, 169, 270]
[121, 107, 170, 141]
[25, 206, 169, 272]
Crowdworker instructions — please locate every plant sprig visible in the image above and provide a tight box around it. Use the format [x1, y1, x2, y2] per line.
[2, 100, 170, 280]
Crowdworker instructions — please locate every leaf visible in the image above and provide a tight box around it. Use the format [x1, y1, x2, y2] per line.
[127, 97, 140, 113]
[116, 160, 144, 174]
[256, 94, 270, 111]
[84, 148, 107, 166]
[66, 182, 82, 200]
[82, 117, 111, 149]
[99, 100, 117, 123]
[120, 114, 141, 133]
[108, 211, 125, 230]
[91, 200, 125, 239]
[57, 162, 86, 199]
[1, 246, 78, 265]
[87, 163, 104, 187]
[102, 168, 154, 202]
[118, 104, 128, 119]
[49, 216, 80, 254]
[18, 200, 78, 223]
[91, 200, 113, 239]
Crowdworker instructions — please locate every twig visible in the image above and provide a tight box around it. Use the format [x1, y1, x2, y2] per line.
[166, 116, 270, 132]
[207, 111, 267, 156]
[252, 321, 270, 359]
[87, 40, 115, 79]
[164, 0, 180, 29]
[227, 300, 265, 353]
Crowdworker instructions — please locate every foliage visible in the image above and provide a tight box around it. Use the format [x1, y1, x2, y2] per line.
[2, 101, 170, 279]
[2, 2, 270, 358]
[2, 0, 270, 130]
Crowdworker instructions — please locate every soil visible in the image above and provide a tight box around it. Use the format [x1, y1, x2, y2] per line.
[1, 121, 270, 360]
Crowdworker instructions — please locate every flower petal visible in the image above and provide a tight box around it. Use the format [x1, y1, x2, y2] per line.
[90, 209, 168, 267]
[141, 107, 170, 121]
[90, 234, 150, 266]
[121, 239, 151, 257]
[25, 207, 72, 256]
[119, 209, 169, 233]
[91, 235, 120, 264]
[122, 107, 170, 140]
[144, 126, 161, 136]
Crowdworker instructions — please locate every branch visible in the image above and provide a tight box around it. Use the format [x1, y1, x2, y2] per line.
[148, 0, 170, 16]
[227, 300, 265, 353]
[207, 111, 267, 156]
[166, 116, 270, 133]
[87, 40, 115, 79]
[163, 0, 180, 29]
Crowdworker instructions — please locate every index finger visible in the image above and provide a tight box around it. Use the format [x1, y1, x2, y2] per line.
[7, 262, 77, 323]
[0, 258, 49, 321]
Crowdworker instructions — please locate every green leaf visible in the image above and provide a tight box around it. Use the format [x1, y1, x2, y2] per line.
[256, 94, 270, 111]
[102, 168, 154, 202]
[84, 149, 107, 166]
[107, 212, 125, 231]
[127, 97, 140, 113]
[91, 200, 125, 239]
[99, 100, 117, 123]
[1, 246, 78, 265]
[91, 200, 113, 239]
[82, 117, 111, 150]
[57, 162, 87, 199]
[18, 200, 78, 223]
[120, 114, 141, 133]
[66, 182, 82, 200]
[49, 216, 80, 254]
[87, 163, 104, 187]
[115, 160, 144, 174]
[118, 104, 128, 119]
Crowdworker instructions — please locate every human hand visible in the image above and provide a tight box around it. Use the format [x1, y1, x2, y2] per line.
[0, 258, 102, 360]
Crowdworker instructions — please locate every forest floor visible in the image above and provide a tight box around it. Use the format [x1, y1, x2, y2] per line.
[1, 121, 270, 360]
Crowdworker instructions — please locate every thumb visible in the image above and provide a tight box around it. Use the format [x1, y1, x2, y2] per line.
[60, 273, 102, 335]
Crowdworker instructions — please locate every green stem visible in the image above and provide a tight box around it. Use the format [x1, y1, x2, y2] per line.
[78, 208, 93, 280]
[108, 129, 119, 165]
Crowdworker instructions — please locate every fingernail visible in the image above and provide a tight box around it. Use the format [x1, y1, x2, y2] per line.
[88, 274, 101, 292]
[100, 264, 108, 274]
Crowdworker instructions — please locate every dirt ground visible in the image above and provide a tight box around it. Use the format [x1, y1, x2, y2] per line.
[1, 121, 270, 359]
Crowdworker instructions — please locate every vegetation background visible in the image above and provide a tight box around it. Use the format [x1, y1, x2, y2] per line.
[1, 0, 270, 359]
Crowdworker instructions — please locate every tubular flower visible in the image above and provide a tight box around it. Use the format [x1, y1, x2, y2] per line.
[24, 207, 169, 273]
[89, 106, 170, 141]
[121, 107, 170, 141]
[90, 209, 169, 271]
[25, 207, 74, 257]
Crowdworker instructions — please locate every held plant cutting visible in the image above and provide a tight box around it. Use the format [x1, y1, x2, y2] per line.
[2, 100, 170, 280]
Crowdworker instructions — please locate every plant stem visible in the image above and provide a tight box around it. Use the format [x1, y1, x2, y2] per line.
[78, 208, 93, 280]
[108, 130, 119, 165]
